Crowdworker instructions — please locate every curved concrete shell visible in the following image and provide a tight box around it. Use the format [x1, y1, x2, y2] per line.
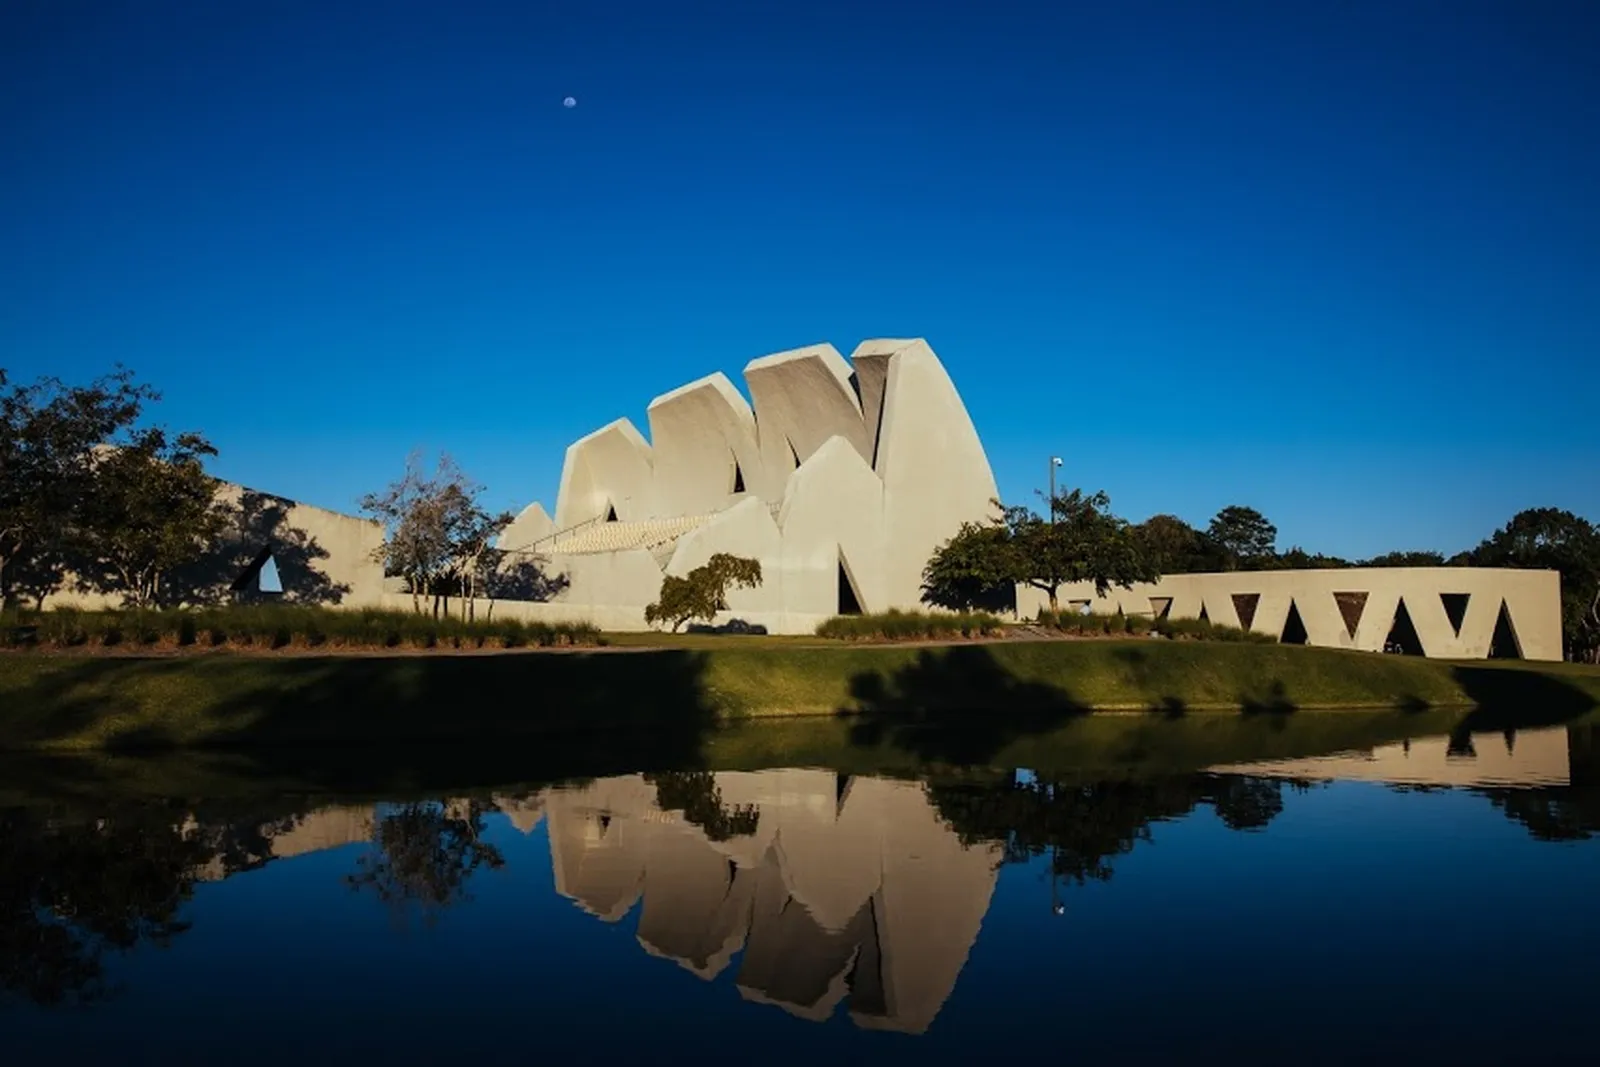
[499, 337, 999, 634]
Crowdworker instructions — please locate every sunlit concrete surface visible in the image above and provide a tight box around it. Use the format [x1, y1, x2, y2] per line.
[541, 770, 1002, 1034]
[1014, 566, 1564, 661]
[46, 481, 385, 610]
[1208, 725, 1575, 787]
[492, 338, 998, 635]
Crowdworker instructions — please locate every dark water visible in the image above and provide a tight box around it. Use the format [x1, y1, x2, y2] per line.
[5, 717, 1599, 1066]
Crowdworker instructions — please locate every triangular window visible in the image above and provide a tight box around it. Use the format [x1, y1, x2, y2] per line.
[837, 554, 863, 615]
[605, 505, 618, 522]
[1490, 600, 1522, 659]
[1440, 593, 1470, 637]
[1198, 602, 1210, 624]
[1149, 597, 1173, 620]
[1232, 593, 1260, 631]
[230, 544, 283, 596]
[258, 554, 283, 594]
[732, 460, 746, 494]
[1280, 600, 1308, 645]
[1334, 591, 1367, 639]
[1384, 598, 1425, 656]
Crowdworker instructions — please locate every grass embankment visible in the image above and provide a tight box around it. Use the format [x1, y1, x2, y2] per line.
[3, 637, 1599, 752]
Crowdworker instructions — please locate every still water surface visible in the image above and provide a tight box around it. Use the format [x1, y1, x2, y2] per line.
[6, 721, 1599, 1065]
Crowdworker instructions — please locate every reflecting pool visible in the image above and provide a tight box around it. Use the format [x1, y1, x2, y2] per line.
[5, 717, 1598, 1065]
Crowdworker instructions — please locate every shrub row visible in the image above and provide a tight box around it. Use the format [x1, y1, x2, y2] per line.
[816, 609, 1005, 641]
[1034, 609, 1276, 643]
[1, 604, 602, 652]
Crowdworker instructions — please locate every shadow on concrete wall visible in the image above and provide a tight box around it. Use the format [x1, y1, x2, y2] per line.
[167, 490, 350, 606]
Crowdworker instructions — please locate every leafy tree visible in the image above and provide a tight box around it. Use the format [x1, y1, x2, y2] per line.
[73, 428, 234, 607]
[1131, 513, 1231, 574]
[922, 490, 1155, 613]
[645, 771, 760, 841]
[346, 800, 505, 925]
[644, 552, 763, 631]
[1464, 508, 1600, 662]
[1273, 546, 1352, 569]
[361, 453, 511, 615]
[1206, 505, 1277, 571]
[919, 517, 1014, 610]
[1360, 550, 1446, 568]
[0, 367, 153, 605]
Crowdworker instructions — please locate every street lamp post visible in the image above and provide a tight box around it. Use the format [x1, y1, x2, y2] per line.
[1048, 456, 1063, 525]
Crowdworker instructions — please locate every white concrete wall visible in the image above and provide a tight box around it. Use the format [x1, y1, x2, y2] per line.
[507, 337, 999, 634]
[1014, 566, 1564, 661]
[45, 481, 385, 610]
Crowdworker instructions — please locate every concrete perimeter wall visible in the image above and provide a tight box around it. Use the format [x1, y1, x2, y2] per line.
[1013, 566, 1563, 661]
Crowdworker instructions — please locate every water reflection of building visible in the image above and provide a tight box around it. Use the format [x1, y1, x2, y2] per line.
[540, 770, 1002, 1034]
[1208, 725, 1578, 787]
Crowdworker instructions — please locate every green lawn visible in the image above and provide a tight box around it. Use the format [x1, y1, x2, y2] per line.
[1, 638, 1597, 753]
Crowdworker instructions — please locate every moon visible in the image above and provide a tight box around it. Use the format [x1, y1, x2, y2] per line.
[562, 96, 577, 108]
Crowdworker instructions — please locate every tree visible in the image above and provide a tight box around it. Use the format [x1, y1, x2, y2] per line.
[920, 517, 1014, 610]
[73, 428, 234, 607]
[1018, 489, 1157, 611]
[346, 800, 505, 926]
[1464, 508, 1600, 663]
[0, 367, 153, 605]
[1132, 513, 1227, 574]
[1274, 546, 1352, 569]
[644, 553, 762, 632]
[361, 453, 510, 615]
[924, 490, 1155, 613]
[1206, 505, 1277, 571]
[1360, 550, 1446, 568]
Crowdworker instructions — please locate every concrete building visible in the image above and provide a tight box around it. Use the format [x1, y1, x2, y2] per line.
[540, 770, 1003, 1034]
[45, 481, 385, 610]
[489, 338, 999, 635]
[1015, 566, 1564, 660]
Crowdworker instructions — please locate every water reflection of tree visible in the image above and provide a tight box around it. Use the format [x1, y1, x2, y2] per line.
[926, 774, 1296, 887]
[347, 800, 505, 923]
[1483, 787, 1600, 842]
[0, 807, 209, 1005]
[645, 771, 760, 842]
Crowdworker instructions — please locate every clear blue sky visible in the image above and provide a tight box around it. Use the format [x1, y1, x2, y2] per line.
[3, 0, 1595, 559]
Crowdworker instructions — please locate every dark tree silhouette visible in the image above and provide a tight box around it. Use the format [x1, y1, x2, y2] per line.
[347, 799, 505, 924]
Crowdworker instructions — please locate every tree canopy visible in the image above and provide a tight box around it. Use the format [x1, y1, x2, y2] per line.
[922, 488, 1156, 612]
[1206, 505, 1278, 571]
[644, 553, 763, 631]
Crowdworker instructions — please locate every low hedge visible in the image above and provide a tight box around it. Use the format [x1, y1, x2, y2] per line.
[1035, 609, 1276, 644]
[1, 604, 602, 652]
[816, 609, 1005, 641]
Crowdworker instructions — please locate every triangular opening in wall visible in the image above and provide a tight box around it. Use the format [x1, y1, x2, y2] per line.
[1280, 600, 1308, 645]
[605, 504, 618, 522]
[230, 544, 284, 596]
[1149, 597, 1173, 620]
[1198, 602, 1210, 624]
[837, 554, 864, 616]
[732, 460, 746, 494]
[1334, 591, 1368, 639]
[1489, 600, 1522, 659]
[789, 440, 802, 470]
[1384, 598, 1426, 656]
[1440, 593, 1470, 637]
[1232, 593, 1260, 631]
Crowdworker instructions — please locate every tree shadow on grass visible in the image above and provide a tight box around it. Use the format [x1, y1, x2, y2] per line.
[838, 645, 1090, 764]
[0, 650, 731, 789]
